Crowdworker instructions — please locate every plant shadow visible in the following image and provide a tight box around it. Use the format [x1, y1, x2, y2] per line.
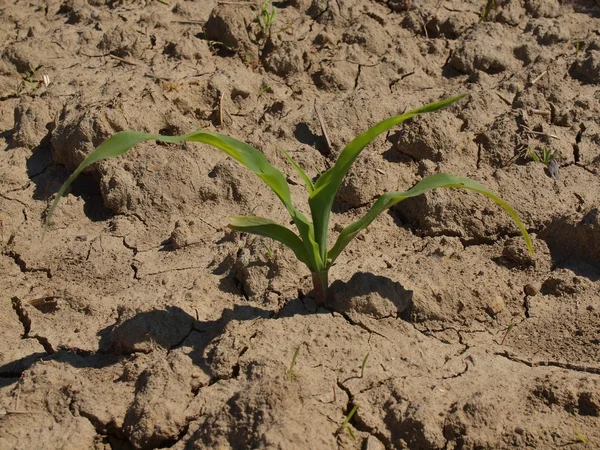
[18, 130, 113, 222]
[328, 271, 414, 321]
[0, 272, 413, 382]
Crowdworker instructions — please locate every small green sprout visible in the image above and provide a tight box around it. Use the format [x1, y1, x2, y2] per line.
[197, 32, 229, 54]
[576, 433, 588, 444]
[264, 242, 275, 262]
[17, 63, 42, 94]
[338, 404, 359, 440]
[360, 353, 369, 378]
[47, 94, 533, 306]
[573, 418, 587, 444]
[287, 345, 301, 380]
[259, 83, 274, 96]
[528, 147, 557, 165]
[529, 147, 559, 180]
[499, 322, 516, 346]
[480, 0, 496, 21]
[257, 0, 277, 38]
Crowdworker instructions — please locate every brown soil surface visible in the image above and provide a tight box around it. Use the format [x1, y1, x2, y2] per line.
[1, 0, 600, 449]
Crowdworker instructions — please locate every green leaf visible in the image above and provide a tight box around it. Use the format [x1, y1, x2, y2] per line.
[309, 94, 468, 263]
[229, 216, 311, 267]
[328, 173, 533, 263]
[46, 130, 323, 271]
[528, 148, 540, 163]
[282, 149, 314, 193]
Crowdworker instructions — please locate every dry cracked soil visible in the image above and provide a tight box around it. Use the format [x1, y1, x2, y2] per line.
[1, 0, 600, 449]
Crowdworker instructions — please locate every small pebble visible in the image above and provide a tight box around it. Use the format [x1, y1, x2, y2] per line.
[365, 435, 386, 450]
[524, 282, 541, 296]
[486, 296, 505, 315]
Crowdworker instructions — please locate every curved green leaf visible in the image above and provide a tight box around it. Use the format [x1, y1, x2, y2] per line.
[229, 216, 311, 268]
[309, 94, 468, 263]
[46, 129, 323, 271]
[282, 149, 314, 194]
[328, 173, 533, 263]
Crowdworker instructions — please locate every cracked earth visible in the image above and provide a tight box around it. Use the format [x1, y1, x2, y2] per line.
[1, 0, 600, 449]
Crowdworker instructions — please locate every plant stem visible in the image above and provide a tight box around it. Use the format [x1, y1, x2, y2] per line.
[311, 269, 329, 306]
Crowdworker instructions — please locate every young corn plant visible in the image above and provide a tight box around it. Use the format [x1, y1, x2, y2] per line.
[528, 146, 557, 165]
[47, 94, 532, 306]
[529, 146, 559, 180]
[257, 0, 277, 39]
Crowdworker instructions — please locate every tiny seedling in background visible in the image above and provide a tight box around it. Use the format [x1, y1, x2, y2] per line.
[480, 0, 497, 21]
[528, 147, 557, 165]
[360, 353, 369, 378]
[499, 322, 516, 346]
[47, 94, 533, 306]
[338, 404, 359, 440]
[529, 147, 559, 180]
[259, 83, 273, 96]
[17, 63, 42, 94]
[263, 242, 275, 262]
[573, 419, 587, 444]
[257, 0, 277, 38]
[287, 345, 301, 380]
[197, 32, 228, 55]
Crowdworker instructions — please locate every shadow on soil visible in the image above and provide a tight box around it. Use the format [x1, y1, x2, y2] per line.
[22, 136, 113, 221]
[0, 273, 412, 381]
[540, 208, 600, 281]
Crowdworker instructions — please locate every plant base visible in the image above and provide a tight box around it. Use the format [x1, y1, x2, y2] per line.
[311, 270, 329, 306]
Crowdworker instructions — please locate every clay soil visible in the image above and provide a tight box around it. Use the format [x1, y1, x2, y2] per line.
[1, 0, 600, 449]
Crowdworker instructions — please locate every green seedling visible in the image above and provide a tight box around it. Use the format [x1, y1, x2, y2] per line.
[47, 94, 532, 306]
[197, 32, 229, 55]
[576, 432, 588, 444]
[264, 242, 275, 262]
[257, 0, 277, 38]
[573, 418, 587, 444]
[529, 147, 559, 180]
[360, 353, 369, 378]
[259, 83, 274, 96]
[499, 322, 516, 346]
[338, 404, 359, 440]
[528, 147, 557, 165]
[17, 63, 42, 95]
[287, 345, 301, 380]
[480, 0, 497, 21]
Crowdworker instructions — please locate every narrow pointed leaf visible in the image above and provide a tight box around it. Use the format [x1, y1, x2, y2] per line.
[229, 216, 311, 268]
[46, 129, 323, 271]
[309, 94, 467, 263]
[328, 173, 533, 263]
[282, 149, 314, 193]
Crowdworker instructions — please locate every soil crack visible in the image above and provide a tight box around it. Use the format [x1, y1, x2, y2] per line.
[441, 361, 469, 380]
[324, 306, 392, 341]
[69, 398, 127, 444]
[336, 379, 391, 447]
[495, 351, 600, 375]
[11, 297, 55, 354]
[5, 251, 52, 278]
[0, 193, 28, 207]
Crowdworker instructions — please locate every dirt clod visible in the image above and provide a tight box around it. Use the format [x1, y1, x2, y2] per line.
[524, 282, 541, 296]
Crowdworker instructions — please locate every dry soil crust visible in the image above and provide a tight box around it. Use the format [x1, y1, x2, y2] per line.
[1, 0, 600, 449]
